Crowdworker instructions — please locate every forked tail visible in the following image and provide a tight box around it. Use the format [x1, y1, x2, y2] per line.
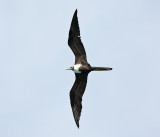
[91, 67, 112, 71]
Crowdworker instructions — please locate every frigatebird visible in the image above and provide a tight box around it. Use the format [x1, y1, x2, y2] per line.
[67, 9, 112, 128]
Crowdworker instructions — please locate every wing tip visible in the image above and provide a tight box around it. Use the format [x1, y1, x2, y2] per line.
[73, 111, 80, 128]
[76, 122, 80, 128]
[74, 9, 78, 17]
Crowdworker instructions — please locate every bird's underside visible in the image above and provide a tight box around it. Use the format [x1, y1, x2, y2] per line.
[68, 9, 112, 128]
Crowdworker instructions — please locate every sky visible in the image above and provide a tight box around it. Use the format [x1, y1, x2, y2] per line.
[0, 0, 160, 137]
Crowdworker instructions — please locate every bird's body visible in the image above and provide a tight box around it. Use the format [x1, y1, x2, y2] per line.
[67, 9, 112, 128]
[73, 64, 82, 73]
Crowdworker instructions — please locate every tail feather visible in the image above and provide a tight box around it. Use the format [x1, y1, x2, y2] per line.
[91, 67, 112, 71]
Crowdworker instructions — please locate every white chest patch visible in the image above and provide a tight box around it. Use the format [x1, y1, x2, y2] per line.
[73, 64, 82, 73]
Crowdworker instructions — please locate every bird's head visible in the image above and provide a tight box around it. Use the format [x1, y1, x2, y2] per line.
[65, 66, 73, 70]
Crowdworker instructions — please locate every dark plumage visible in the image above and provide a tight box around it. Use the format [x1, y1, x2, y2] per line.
[70, 73, 88, 128]
[68, 9, 88, 65]
[67, 9, 112, 128]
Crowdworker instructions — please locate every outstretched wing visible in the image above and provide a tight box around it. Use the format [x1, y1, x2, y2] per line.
[70, 73, 89, 128]
[68, 9, 88, 65]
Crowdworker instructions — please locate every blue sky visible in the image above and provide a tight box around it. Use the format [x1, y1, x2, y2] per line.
[0, 0, 160, 137]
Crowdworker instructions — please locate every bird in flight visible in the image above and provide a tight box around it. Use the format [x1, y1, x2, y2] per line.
[67, 9, 112, 128]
